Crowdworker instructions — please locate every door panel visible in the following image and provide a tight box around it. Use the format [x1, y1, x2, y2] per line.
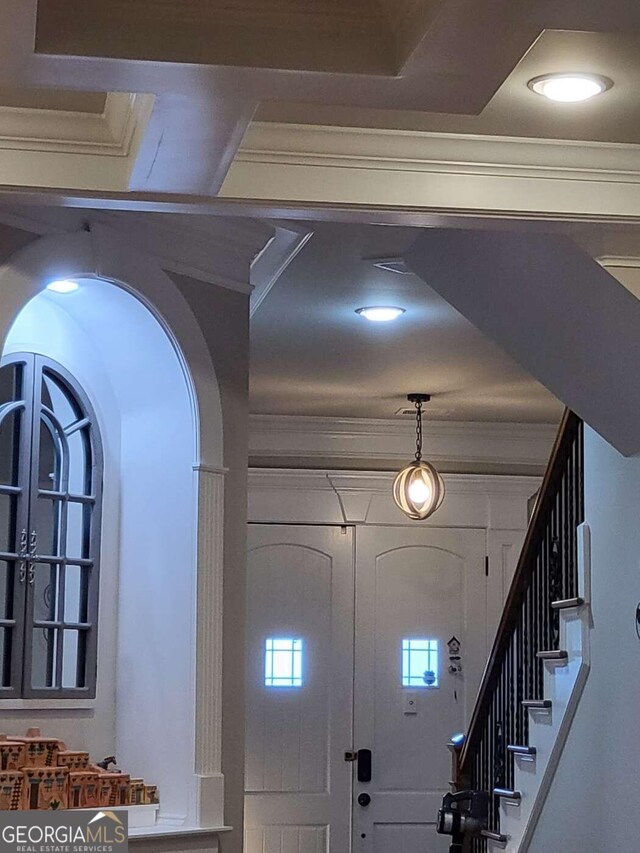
[352, 527, 487, 853]
[245, 524, 488, 853]
[245, 525, 354, 853]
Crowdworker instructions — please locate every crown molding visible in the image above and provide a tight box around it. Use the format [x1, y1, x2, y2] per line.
[249, 414, 558, 475]
[248, 467, 539, 528]
[0, 93, 152, 156]
[0, 94, 153, 192]
[223, 122, 640, 220]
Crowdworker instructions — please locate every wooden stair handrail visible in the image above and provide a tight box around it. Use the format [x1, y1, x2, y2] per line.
[459, 408, 581, 772]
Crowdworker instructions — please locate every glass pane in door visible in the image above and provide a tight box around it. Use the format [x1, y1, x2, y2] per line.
[38, 418, 61, 492]
[0, 409, 21, 486]
[31, 498, 62, 557]
[62, 629, 87, 689]
[31, 627, 57, 689]
[0, 494, 16, 554]
[66, 501, 91, 560]
[63, 565, 89, 624]
[32, 562, 60, 624]
[0, 560, 14, 620]
[0, 627, 11, 687]
[0, 363, 21, 406]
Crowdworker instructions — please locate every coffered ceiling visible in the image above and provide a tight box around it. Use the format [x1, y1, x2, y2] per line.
[0, 0, 638, 429]
[0, 0, 639, 217]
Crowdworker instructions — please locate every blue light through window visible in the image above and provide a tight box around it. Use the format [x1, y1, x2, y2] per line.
[402, 638, 439, 687]
[265, 638, 303, 687]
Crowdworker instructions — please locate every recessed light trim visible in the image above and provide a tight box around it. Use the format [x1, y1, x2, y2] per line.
[528, 73, 613, 103]
[46, 279, 79, 294]
[356, 306, 406, 322]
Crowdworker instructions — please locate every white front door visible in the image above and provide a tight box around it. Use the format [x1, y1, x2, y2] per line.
[245, 525, 355, 853]
[245, 524, 487, 853]
[352, 526, 487, 853]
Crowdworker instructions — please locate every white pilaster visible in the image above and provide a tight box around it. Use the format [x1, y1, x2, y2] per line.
[194, 465, 226, 827]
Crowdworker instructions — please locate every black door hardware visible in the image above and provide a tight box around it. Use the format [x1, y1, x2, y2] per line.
[357, 748, 372, 783]
[357, 793, 371, 807]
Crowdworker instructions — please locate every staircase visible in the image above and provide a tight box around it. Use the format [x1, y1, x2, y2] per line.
[451, 411, 591, 852]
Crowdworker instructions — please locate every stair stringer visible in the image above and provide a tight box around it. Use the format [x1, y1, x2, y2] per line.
[488, 522, 592, 852]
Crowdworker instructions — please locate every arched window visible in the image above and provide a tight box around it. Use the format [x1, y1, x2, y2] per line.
[0, 353, 102, 699]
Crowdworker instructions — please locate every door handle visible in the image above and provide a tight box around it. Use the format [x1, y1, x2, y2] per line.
[357, 749, 372, 783]
[357, 792, 371, 807]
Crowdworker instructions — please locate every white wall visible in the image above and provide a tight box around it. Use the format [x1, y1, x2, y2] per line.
[2, 279, 197, 824]
[529, 427, 640, 852]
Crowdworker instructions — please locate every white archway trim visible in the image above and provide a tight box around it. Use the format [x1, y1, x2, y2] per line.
[0, 225, 223, 469]
[0, 229, 227, 832]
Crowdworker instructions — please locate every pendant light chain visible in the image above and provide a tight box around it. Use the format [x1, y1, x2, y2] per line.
[392, 393, 446, 521]
[414, 398, 423, 461]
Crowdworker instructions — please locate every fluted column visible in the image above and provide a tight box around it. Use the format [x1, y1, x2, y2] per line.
[193, 465, 226, 827]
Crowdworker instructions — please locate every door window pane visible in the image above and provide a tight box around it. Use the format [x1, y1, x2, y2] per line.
[0, 408, 21, 486]
[0, 364, 20, 406]
[62, 629, 87, 689]
[402, 639, 439, 688]
[0, 560, 15, 620]
[42, 373, 80, 429]
[32, 563, 60, 624]
[67, 428, 91, 497]
[32, 498, 62, 557]
[265, 638, 303, 687]
[0, 494, 16, 554]
[63, 565, 90, 624]
[0, 627, 11, 687]
[38, 418, 61, 492]
[66, 501, 91, 560]
[31, 627, 58, 688]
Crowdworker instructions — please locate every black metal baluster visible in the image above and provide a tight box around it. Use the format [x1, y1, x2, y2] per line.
[454, 412, 585, 841]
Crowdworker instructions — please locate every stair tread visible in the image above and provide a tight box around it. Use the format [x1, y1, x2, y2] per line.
[551, 596, 584, 610]
[522, 698, 552, 708]
[537, 649, 569, 659]
[507, 744, 537, 755]
[481, 829, 508, 843]
[493, 787, 522, 800]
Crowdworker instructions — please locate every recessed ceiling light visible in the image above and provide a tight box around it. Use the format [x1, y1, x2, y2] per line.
[46, 279, 79, 294]
[528, 73, 612, 103]
[356, 306, 405, 322]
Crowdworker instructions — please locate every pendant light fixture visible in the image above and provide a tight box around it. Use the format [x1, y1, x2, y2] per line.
[393, 394, 445, 520]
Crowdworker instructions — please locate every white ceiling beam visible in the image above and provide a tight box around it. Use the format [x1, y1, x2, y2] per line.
[404, 229, 640, 456]
[222, 122, 640, 221]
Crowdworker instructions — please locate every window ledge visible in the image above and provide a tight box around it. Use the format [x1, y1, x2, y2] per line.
[129, 825, 233, 840]
[0, 698, 96, 710]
